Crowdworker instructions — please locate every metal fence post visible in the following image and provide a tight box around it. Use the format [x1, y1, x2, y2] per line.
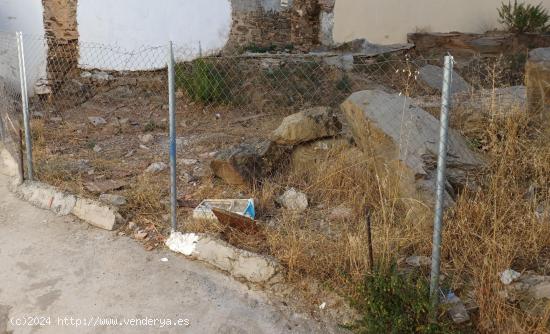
[429, 55, 454, 314]
[16, 31, 34, 181]
[168, 41, 178, 233]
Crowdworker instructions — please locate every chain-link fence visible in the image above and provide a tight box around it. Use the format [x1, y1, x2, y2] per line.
[2, 30, 543, 323]
[0, 31, 23, 176]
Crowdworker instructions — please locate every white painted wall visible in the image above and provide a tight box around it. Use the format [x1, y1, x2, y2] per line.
[0, 0, 47, 93]
[333, 0, 550, 44]
[77, 0, 233, 70]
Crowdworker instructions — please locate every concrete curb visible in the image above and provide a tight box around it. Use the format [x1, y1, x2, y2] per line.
[166, 232, 283, 284]
[8, 180, 121, 231]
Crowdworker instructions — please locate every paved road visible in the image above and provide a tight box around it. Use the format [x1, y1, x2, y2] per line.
[0, 172, 331, 334]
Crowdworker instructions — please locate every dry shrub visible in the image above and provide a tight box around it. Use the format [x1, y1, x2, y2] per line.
[123, 175, 168, 227]
[255, 100, 550, 332]
[442, 112, 550, 333]
[260, 144, 426, 296]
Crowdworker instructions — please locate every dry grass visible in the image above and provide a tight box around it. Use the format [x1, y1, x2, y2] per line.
[260, 108, 548, 332]
[25, 55, 550, 331]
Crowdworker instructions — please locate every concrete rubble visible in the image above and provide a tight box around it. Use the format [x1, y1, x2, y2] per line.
[9, 180, 122, 231]
[166, 232, 282, 284]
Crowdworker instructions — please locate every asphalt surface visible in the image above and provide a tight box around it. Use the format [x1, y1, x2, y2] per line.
[0, 172, 331, 334]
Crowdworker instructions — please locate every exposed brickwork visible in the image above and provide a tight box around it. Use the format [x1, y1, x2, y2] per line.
[226, 7, 292, 53]
[226, 0, 323, 53]
[291, 0, 320, 51]
[41, 0, 79, 94]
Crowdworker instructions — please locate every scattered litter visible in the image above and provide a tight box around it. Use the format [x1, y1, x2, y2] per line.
[165, 232, 199, 256]
[193, 199, 255, 221]
[319, 302, 327, 310]
[139, 144, 150, 150]
[443, 291, 470, 324]
[93, 144, 102, 153]
[124, 150, 135, 158]
[127, 221, 137, 230]
[500, 269, 521, 285]
[212, 207, 260, 234]
[160, 257, 168, 262]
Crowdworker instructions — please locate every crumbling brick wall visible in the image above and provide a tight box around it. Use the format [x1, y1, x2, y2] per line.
[226, 0, 323, 53]
[291, 0, 321, 51]
[41, 0, 79, 94]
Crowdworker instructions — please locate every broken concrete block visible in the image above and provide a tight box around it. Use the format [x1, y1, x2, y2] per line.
[277, 188, 308, 212]
[271, 106, 342, 145]
[210, 140, 288, 185]
[341, 90, 484, 208]
[418, 64, 471, 94]
[166, 233, 281, 284]
[71, 198, 121, 231]
[526, 48, 550, 121]
[12, 181, 77, 216]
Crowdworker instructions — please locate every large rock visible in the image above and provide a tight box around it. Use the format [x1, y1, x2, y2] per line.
[418, 64, 471, 94]
[506, 273, 550, 316]
[413, 86, 527, 115]
[271, 107, 341, 145]
[210, 140, 288, 185]
[526, 48, 550, 122]
[341, 90, 484, 207]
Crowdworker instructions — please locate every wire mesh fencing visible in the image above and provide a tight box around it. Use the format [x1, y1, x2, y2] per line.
[0, 31, 23, 176]
[1, 31, 527, 202]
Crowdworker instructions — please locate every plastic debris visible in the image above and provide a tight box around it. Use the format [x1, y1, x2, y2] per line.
[165, 232, 199, 256]
[160, 258, 168, 262]
[443, 291, 470, 324]
[500, 269, 521, 285]
[193, 199, 255, 221]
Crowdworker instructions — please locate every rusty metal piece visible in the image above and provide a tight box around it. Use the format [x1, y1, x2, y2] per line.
[212, 207, 259, 234]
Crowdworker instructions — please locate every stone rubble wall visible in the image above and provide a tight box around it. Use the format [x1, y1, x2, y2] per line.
[41, 0, 79, 94]
[226, 0, 327, 53]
